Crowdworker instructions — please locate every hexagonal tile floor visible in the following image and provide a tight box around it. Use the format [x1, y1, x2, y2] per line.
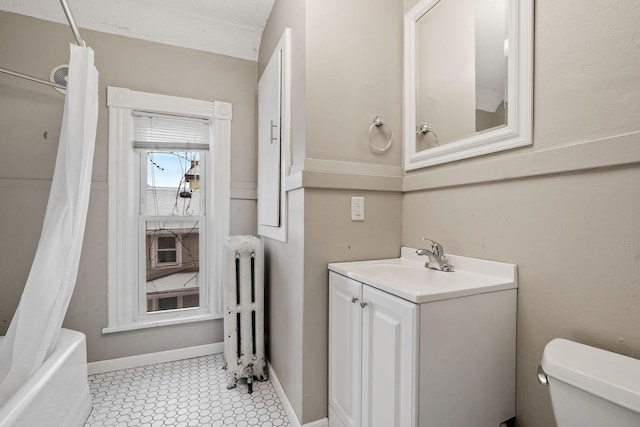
[84, 353, 291, 427]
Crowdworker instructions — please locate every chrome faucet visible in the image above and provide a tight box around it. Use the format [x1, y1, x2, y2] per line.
[416, 238, 455, 272]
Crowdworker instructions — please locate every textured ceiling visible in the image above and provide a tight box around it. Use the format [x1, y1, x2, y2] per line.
[0, 0, 275, 61]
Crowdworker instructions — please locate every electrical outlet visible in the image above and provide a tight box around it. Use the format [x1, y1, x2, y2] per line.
[351, 196, 364, 221]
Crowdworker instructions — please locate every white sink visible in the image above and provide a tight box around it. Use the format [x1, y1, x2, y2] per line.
[328, 247, 517, 303]
[357, 263, 457, 286]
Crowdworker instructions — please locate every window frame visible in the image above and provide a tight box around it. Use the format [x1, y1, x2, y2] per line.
[105, 86, 231, 333]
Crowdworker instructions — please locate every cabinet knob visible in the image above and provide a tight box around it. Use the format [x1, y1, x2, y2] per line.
[351, 296, 358, 304]
[360, 301, 368, 309]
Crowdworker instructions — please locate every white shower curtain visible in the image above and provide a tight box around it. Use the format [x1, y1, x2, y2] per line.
[0, 44, 98, 406]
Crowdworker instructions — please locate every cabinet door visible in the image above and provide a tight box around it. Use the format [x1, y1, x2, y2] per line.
[329, 272, 362, 427]
[257, 44, 282, 228]
[361, 285, 417, 427]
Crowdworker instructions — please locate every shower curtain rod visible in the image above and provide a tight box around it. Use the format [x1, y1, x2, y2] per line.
[59, 0, 86, 47]
[0, 0, 85, 91]
[0, 67, 66, 90]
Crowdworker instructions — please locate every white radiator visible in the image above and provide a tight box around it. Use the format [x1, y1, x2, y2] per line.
[223, 235, 266, 393]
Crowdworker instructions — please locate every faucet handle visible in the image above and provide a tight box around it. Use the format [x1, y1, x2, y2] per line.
[421, 237, 444, 257]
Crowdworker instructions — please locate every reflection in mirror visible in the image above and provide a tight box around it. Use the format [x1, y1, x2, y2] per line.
[416, 0, 507, 151]
[474, 0, 507, 131]
[404, 0, 532, 170]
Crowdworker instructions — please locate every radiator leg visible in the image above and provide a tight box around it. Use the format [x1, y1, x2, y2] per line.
[227, 372, 238, 390]
[245, 365, 254, 394]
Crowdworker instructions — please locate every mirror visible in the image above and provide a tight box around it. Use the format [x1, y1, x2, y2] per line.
[404, 0, 532, 170]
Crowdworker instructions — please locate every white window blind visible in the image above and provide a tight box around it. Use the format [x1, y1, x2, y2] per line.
[133, 111, 211, 150]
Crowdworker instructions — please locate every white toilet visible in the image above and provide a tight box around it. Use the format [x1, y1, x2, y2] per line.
[539, 338, 640, 426]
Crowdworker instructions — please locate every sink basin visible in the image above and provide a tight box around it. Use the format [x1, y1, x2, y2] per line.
[357, 263, 456, 287]
[328, 248, 517, 303]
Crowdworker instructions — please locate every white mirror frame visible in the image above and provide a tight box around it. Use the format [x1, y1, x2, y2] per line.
[404, 0, 533, 171]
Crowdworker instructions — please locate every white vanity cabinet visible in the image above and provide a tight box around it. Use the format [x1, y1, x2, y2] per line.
[328, 249, 517, 427]
[328, 271, 417, 427]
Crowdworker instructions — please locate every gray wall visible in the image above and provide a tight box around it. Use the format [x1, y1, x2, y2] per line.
[304, 0, 404, 167]
[258, 0, 404, 423]
[258, 0, 307, 419]
[0, 11, 258, 362]
[258, 0, 306, 174]
[403, 1, 640, 426]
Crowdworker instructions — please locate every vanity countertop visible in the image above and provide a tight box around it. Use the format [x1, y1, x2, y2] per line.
[328, 247, 517, 304]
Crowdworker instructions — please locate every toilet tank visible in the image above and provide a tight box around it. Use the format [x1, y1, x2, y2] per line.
[541, 338, 640, 427]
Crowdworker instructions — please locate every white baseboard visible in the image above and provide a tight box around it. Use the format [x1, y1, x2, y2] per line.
[267, 362, 329, 427]
[87, 342, 224, 375]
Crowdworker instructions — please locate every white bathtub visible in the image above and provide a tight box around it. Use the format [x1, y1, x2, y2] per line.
[0, 328, 92, 427]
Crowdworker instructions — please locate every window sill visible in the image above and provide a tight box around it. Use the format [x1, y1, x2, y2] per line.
[102, 312, 222, 334]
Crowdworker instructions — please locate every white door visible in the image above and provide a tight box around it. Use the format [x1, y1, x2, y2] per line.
[328, 272, 362, 427]
[361, 285, 418, 427]
[257, 46, 282, 227]
[257, 28, 290, 242]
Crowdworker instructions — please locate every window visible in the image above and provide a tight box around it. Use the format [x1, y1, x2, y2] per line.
[105, 87, 231, 332]
[153, 235, 180, 266]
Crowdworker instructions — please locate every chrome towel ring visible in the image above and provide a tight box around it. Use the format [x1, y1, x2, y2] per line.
[368, 116, 393, 153]
[417, 123, 439, 145]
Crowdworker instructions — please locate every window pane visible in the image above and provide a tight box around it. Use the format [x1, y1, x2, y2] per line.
[146, 151, 202, 216]
[158, 297, 178, 311]
[157, 250, 177, 263]
[183, 294, 199, 308]
[146, 220, 200, 313]
[158, 236, 176, 250]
